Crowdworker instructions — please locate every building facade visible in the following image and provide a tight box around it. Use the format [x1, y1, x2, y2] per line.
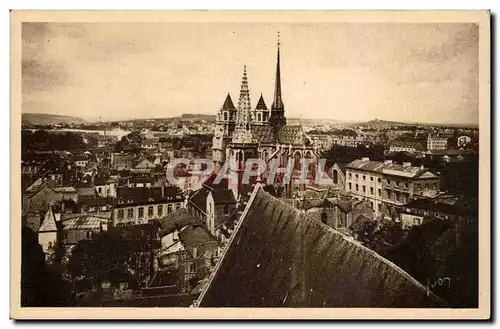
[427, 134, 448, 151]
[345, 158, 440, 217]
[112, 187, 185, 226]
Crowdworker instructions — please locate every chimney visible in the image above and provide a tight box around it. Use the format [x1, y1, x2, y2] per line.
[403, 162, 411, 168]
[384, 160, 393, 165]
[361, 157, 369, 162]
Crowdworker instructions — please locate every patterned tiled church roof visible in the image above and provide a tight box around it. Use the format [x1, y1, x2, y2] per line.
[197, 186, 448, 308]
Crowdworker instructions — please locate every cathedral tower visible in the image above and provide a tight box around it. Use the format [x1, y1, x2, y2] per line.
[212, 93, 236, 171]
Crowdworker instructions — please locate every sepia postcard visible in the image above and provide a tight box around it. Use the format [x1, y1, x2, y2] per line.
[10, 10, 490, 320]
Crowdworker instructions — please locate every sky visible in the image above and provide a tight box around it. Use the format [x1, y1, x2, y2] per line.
[21, 22, 479, 124]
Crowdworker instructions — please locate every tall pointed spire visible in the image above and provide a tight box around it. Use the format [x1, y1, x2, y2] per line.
[272, 32, 284, 111]
[233, 65, 254, 143]
[269, 32, 286, 132]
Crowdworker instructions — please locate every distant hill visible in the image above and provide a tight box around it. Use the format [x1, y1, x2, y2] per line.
[22, 113, 87, 126]
[179, 113, 216, 121]
[362, 119, 406, 126]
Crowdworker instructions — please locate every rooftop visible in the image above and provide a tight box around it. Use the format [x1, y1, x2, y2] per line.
[197, 186, 447, 308]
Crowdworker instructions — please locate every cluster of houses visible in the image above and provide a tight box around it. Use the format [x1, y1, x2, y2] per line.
[21, 127, 477, 306]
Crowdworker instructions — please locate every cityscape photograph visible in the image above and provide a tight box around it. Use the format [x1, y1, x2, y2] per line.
[14, 13, 489, 318]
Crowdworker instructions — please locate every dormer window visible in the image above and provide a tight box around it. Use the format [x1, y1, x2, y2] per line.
[223, 112, 228, 121]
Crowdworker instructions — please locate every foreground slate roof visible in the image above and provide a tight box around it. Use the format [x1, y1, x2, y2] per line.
[197, 185, 447, 308]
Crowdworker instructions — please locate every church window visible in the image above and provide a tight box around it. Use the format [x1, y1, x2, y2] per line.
[294, 153, 301, 170]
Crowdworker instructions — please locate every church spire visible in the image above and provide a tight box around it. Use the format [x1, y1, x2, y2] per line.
[269, 32, 286, 131]
[233, 65, 254, 143]
[272, 32, 284, 111]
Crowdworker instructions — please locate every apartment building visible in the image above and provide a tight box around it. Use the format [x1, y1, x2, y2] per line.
[112, 186, 185, 226]
[345, 158, 440, 216]
[427, 134, 448, 151]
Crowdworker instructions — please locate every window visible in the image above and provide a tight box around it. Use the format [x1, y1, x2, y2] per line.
[138, 207, 144, 218]
[370, 187, 374, 195]
[370, 202, 374, 210]
[224, 205, 230, 216]
[363, 175, 366, 180]
[348, 173, 352, 179]
[377, 204, 381, 212]
[356, 184, 359, 192]
[127, 208, 134, 218]
[118, 209, 124, 219]
[413, 217, 421, 225]
[258, 113, 262, 122]
[223, 112, 228, 121]
[378, 178, 382, 183]
[404, 183, 409, 189]
[387, 180, 391, 185]
[362, 186, 366, 193]
[158, 205, 163, 216]
[370, 177, 374, 181]
[333, 170, 338, 184]
[378, 188, 381, 197]
[355, 174, 358, 179]
[348, 183, 352, 190]
[63, 232, 68, 240]
[87, 231, 92, 238]
[176, 203, 181, 210]
[148, 206, 154, 217]
[168, 204, 173, 214]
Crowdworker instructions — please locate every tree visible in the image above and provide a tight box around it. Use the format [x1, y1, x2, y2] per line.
[21, 227, 46, 306]
[21, 227, 73, 306]
[68, 230, 130, 288]
[351, 218, 406, 255]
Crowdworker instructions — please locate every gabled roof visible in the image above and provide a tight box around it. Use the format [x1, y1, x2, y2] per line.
[211, 190, 236, 205]
[134, 158, 155, 169]
[158, 208, 198, 237]
[178, 225, 216, 248]
[346, 160, 385, 172]
[251, 125, 274, 144]
[197, 186, 447, 308]
[188, 188, 210, 214]
[39, 208, 58, 232]
[62, 215, 108, 230]
[202, 173, 229, 190]
[278, 125, 309, 145]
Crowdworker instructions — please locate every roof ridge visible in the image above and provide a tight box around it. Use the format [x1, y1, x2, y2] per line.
[195, 183, 262, 306]
[198, 184, 448, 307]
